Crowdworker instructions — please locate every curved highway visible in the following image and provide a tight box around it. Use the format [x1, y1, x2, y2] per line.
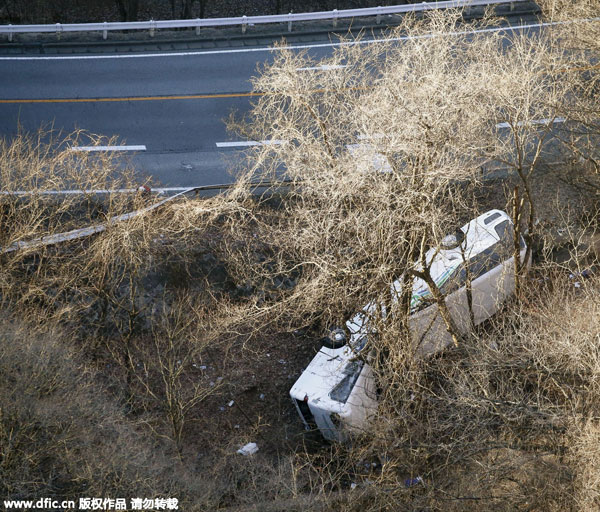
[0, 14, 545, 188]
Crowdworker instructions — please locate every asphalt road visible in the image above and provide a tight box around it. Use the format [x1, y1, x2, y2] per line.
[0, 40, 341, 187]
[0, 14, 544, 189]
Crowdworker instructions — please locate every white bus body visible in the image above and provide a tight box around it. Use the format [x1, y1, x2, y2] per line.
[290, 210, 529, 441]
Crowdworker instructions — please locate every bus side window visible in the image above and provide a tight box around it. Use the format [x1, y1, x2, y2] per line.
[466, 244, 502, 281]
[440, 264, 467, 295]
[494, 219, 525, 256]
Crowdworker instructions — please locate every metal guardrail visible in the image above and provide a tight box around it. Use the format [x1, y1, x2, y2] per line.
[1, 187, 191, 254]
[0, 0, 528, 42]
[0, 180, 290, 254]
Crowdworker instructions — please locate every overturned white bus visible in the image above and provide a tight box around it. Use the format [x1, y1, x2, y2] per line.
[290, 210, 529, 441]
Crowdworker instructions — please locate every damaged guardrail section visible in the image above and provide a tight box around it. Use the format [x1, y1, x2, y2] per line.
[1, 188, 190, 254]
[0, 181, 287, 254]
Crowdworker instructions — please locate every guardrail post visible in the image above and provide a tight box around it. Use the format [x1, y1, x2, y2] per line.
[8, 24, 13, 42]
[333, 9, 338, 28]
[102, 21, 108, 40]
[376, 6, 382, 25]
[242, 15, 247, 34]
[195, 18, 201, 35]
[56, 22, 62, 40]
[288, 12, 292, 32]
[149, 19, 155, 37]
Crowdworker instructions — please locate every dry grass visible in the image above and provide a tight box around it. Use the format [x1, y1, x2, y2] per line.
[2, 3, 600, 510]
[0, 320, 170, 500]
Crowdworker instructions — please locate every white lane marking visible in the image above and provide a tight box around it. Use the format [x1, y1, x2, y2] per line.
[357, 133, 384, 140]
[296, 64, 347, 71]
[346, 143, 393, 173]
[0, 187, 190, 195]
[216, 139, 286, 147]
[70, 145, 147, 151]
[495, 117, 566, 129]
[1, 18, 598, 61]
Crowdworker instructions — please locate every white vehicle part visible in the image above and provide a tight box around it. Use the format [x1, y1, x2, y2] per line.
[290, 209, 529, 441]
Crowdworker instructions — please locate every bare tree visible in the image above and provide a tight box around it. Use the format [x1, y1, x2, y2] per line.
[0, 130, 141, 316]
[130, 296, 221, 455]
[224, 12, 510, 352]
[480, 27, 588, 295]
[211, 8, 600, 509]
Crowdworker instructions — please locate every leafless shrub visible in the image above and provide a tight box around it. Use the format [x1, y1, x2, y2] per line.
[570, 418, 600, 510]
[0, 318, 176, 501]
[0, 130, 144, 315]
[128, 295, 224, 455]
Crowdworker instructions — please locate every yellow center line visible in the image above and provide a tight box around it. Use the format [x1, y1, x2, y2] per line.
[0, 91, 264, 104]
[3, 62, 598, 105]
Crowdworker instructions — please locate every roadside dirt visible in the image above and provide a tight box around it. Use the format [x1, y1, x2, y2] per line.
[187, 329, 324, 463]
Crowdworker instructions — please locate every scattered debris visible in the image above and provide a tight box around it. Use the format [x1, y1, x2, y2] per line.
[570, 269, 594, 280]
[259, 393, 265, 400]
[237, 442, 258, 456]
[404, 476, 424, 488]
[137, 185, 151, 196]
[569, 269, 595, 289]
[228, 400, 235, 407]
